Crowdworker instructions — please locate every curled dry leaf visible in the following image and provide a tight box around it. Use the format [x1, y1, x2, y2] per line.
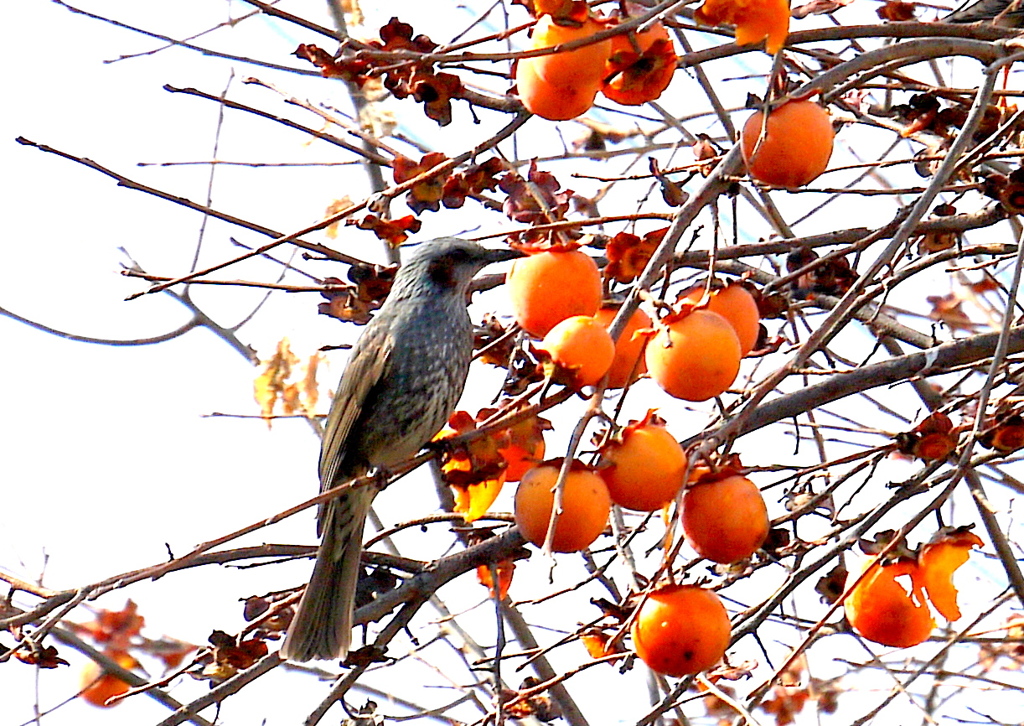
[392, 152, 450, 214]
[604, 227, 667, 283]
[476, 559, 516, 600]
[348, 213, 423, 247]
[434, 410, 508, 521]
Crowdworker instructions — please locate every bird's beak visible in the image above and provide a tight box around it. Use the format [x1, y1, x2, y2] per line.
[484, 247, 524, 264]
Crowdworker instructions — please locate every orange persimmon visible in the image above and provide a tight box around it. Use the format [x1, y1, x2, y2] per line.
[741, 100, 834, 188]
[645, 308, 741, 401]
[508, 248, 603, 337]
[601, 20, 678, 105]
[694, 0, 790, 54]
[632, 584, 731, 677]
[593, 304, 652, 388]
[680, 282, 761, 356]
[529, 12, 612, 88]
[599, 412, 686, 512]
[681, 471, 768, 563]
[514, 460, 611, 552]
[917, 529, 984, 621]
[845, 558, 934, 648]
[540, 315, 616, 388]
[516, 55, 600, 121]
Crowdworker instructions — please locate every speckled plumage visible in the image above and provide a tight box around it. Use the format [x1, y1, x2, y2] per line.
[280, 238, 518, 663]
[943, 0, 1024, 26]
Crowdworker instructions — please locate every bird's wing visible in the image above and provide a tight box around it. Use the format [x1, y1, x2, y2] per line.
[318, 323, 394, 492]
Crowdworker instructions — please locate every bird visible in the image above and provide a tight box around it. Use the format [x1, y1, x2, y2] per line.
[280, 237, 520, 662]
[942, 0, 1024, 26]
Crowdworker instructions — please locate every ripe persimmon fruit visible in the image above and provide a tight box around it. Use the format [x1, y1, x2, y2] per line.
[514, 459, 611, 552]
[508, 248, 602, 337]
[516, 56, 599, 121]
[529, 13, 612, 88]
[741, 100, 834, 188]
[680, 282, 761, 356]
[681, 471, 769, 563]
[695, 0, 790, 54]
[632, 584, 731, 677]
[645, 308, 741, 401]
[846, 530, 982, 648]
[599, 412, 686, 512]
[917, 529, 983, 621]
[845, 558, 934, 648]
[593, 304, 652, 389]
[540, 315, 616, 388]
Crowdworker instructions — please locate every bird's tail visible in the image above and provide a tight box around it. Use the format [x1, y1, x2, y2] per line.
[281, 487, 374, 662]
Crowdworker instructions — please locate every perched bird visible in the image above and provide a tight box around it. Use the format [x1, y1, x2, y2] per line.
[281, 237, 520, 662]
[943, 0, 1024, 26]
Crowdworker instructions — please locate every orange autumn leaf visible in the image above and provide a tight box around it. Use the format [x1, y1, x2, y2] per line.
[917, 529, 983, 621]
[452, 473, 506, 521]
[694, 0, 790, 54]
[478, 406, 550, 482]
[477, 560, 515, 599]
[74, 600, 145, 651]
[349, 213, 423, 247]
[254, 339, 299, 428]
[435, 411, 508, 521]
[254, 340, 321, 426]
[79, 649, 139, 708]
[926, 292, 978, 331]
[323, 196, 356, 239]
[196, 631, 269, 684]
[579, 627, 623, 659]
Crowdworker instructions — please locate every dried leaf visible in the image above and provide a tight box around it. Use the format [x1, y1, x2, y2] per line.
[434, 411, 508, 521]
[393, 152, 450, 214]
[324, 196, 356, 239]
[73, 600, 145, 651]
[477, 560, 515, 600]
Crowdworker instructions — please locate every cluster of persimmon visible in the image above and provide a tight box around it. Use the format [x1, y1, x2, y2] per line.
[844, 529, 984, 648]
[507, 413, 770, 678]
[507, 240, 649, 391]
[507, 238, 765, 401]
[515, 3, 679, 120]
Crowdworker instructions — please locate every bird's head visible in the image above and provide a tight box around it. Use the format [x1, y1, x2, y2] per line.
[394, 237, 521, 297]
